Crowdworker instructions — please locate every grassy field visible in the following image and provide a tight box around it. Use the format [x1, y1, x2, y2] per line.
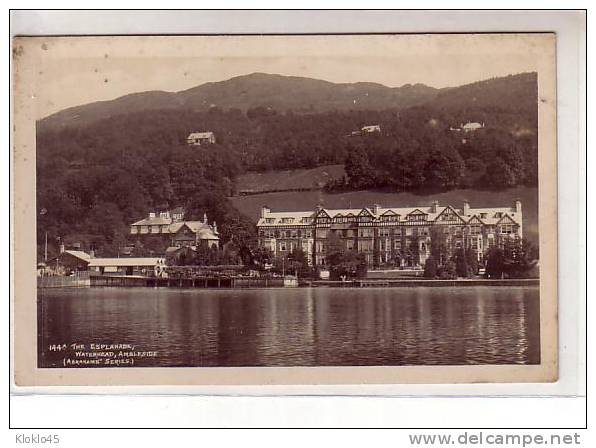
[229, 185, 539, 244]
[235, 164, 345, 193]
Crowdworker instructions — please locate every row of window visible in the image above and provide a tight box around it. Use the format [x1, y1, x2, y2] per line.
[260, 229, 314, 239]
[131, 225, 169, 234]
[258, 224, 519, 238]
[278, 241, 311, 252]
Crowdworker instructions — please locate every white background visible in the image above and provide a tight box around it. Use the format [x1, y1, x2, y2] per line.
[4, 4, 589, 439]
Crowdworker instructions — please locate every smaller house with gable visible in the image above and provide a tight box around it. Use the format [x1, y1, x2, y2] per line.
[187, 131, 216, 146]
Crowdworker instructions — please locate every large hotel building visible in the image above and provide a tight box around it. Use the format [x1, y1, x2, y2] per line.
[256, 200, 523, 268]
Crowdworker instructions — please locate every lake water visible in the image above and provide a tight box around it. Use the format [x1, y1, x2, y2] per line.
[38, 286, 540, 367]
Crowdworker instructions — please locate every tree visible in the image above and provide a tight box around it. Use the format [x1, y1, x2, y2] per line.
[423, 256, 438, 279]
[498, 144, 525, 185]
[286, 248, 312, 278]
[429, 226, 448, 265]
[437, 260, 457, 279]
[485, 247, 505, 278]
[344, 146, 376, 189]
[452, 248, 478, 278]
[484, 157, 517, 188]
[326, 250, 368, 280]
[502, 237, 539, 278]
[424, 149, 464, 188]
[462, 157, 487, 187]
[251, 246, 274, 268]
[466, 250, 479, 276]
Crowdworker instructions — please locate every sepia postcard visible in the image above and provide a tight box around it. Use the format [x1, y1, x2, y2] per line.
[12, 33, 558, 386]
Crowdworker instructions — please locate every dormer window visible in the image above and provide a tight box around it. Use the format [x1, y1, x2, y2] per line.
[280, 217, 294, 224]
[265, 218, 276, 224]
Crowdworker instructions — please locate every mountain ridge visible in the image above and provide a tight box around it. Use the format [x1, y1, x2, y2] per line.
[39, 72, 442, 130]
[38, 71, 537, 134]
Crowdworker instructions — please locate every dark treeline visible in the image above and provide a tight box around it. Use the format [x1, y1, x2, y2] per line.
[331, 124, 537, 192]
[36, 73, 537, 259]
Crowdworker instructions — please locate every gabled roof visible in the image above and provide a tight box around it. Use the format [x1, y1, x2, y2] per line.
[197, 228, 219, 240]
[469, 207, 520, 225]
[316, 209, 331, 219]
[257, 202, 521, 227]
[434, 205, 466, 223]
[187, 131, 214, 139]
[131, 216, 172, 226]
[88, 257, 165, 267]
[467, 215, 485, 225]
[63, 250, 91, 262]
[169, 221, 219, 237]
[495, 214, 518, 226]
[462, 122, 483, 129]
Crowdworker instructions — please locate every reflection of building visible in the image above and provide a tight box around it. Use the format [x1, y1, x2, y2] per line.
[130, 209, 219, 250]
[256, 201, 523, 268]
[187, 131, 216, 146]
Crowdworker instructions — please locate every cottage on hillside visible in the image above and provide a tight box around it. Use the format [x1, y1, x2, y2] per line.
[451, 121, 485, 133]
[187, 131, 216, 146]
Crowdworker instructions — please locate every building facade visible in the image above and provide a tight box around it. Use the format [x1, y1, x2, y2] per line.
[256, 201, 523, 268]
[130, 209, 219, 250]
[187, 131, 216, 146]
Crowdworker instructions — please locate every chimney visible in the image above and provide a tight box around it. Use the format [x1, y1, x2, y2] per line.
[463, 200, 470, 216]
[372, 204, 380, 215]
[212, 221, 218, 233]
[89, 250, 95, 259]
[59, 244, 65, 254]
[431, 200, 439, 213]
[260, 206, 270, 219]
[315, 204, 323, 212]
[203, 213, 208, 224]
[514, 199, 522, 213]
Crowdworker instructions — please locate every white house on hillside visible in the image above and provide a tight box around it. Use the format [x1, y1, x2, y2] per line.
[187, 131, 216, 146]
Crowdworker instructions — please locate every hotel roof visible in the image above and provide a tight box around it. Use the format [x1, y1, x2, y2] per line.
[257, 203, 521, 226]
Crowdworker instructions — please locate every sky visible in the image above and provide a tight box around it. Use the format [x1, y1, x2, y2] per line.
[21, 34, 553, 119]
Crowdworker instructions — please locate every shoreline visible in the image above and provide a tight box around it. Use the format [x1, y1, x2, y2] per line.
[37, 277, 539, 289]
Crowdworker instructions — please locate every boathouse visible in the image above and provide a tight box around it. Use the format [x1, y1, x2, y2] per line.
[88, 257, 166, 276]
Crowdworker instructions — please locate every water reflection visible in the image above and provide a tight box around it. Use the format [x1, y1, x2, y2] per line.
[38, 286, 540, 367]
